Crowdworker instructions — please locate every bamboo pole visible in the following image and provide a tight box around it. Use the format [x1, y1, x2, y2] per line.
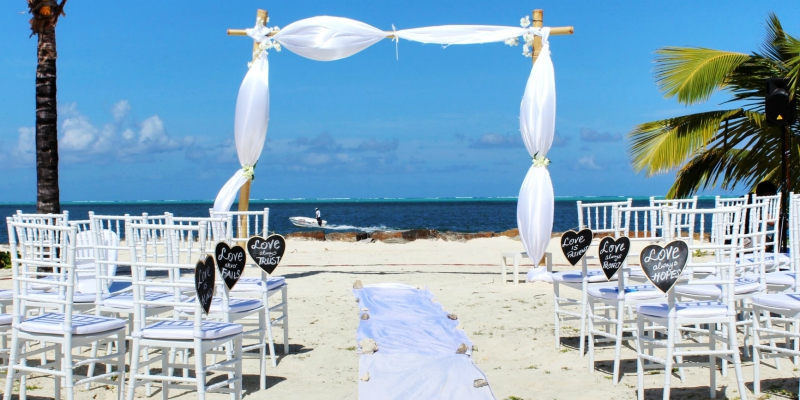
[532, 9, 544, 64]
[231, 9, 268, 233]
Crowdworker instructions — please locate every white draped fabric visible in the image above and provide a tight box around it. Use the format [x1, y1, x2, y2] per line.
[517, 28, 555, 265]
[213, 56, 270, 212]
[272, 16, 538, 61]
[213, 17, 557, 250]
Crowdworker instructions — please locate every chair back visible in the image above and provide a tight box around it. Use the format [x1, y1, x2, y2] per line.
[650, 197, 698, 238]
[663, 206, 742, 310]
[210, 208, 270, 247]
[752, 193, 782, 267]
[7, 218, 78, 329]
[715, 196, 747, 208]
[126, 221, 227, 338]
[576, 199, 632, 236]
[790, 193, 800, 291]
[616, 205, 664, 242]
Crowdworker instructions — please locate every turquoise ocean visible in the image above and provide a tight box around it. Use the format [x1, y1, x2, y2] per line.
[0, 196, 719, 244]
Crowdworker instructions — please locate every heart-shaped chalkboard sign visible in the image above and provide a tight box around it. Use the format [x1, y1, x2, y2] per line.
[560, 229, 593, 266]
[598, 236, 630, 280]
[246, 234, 286, 274]
[195, 255, 216, 315]
[639, 241, 689, 293]
[215, 242, 246, 290]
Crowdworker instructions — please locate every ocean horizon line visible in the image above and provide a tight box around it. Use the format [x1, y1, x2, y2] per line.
[0, 195, 727, 206]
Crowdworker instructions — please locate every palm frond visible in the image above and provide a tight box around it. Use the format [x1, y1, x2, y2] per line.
[760, 13, 789, 64]
[654, 47, 750, 105]
[628, 109, 743, 176]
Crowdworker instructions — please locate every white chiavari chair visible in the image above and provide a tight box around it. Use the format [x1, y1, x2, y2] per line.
[125, 221, 243, 400]
[753, 193, 789, 271]
[635, 206, 748, 400]
[3, 218, 126, 400]
[715, 195, 747, 208]
[587, 205, 667, 385]
[751, 192, 800, 395]
[211, 208, 290, 373]
[172, 215, 280, 390]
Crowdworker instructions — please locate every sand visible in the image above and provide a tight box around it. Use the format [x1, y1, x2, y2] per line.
[0, 236, 797, 399]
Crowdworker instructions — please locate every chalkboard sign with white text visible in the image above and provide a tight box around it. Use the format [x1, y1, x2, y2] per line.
[195, 255, 216, 315]
[215, 242, 246, 290]
[560, 229, 593, 266]
[247, 235, 286, 274]
[639, 241, 689, 293]
[598, 236, 630, 280]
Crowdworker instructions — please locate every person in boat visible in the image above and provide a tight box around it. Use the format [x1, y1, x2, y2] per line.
[315, 208, 322, 226]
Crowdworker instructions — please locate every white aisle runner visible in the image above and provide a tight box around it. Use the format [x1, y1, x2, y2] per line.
[353, 283, 495, 400]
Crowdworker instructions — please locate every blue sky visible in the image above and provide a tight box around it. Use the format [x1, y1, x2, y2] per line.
[1, 1, 799, 202]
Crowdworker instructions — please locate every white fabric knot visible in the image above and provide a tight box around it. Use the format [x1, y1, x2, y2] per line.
[242, 165, 255, 181]
[247, 23, 281, 63]
[532, 154, 550, 168]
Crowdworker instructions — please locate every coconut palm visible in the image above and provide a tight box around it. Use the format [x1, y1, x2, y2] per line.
[628, 13, 800, 198]
[28, 0, 66, 214]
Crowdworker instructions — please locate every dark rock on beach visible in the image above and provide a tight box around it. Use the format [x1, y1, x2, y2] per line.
[325, 232, 370, 242]
[401, 229, 440, 241]
[286, 231, 326, 241]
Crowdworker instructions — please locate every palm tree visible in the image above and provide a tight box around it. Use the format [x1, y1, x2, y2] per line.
[28, 0, 66, 214]
[628, 13, 800, 198]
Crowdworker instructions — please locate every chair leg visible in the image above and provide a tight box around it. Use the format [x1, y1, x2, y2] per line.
[513, 254, 519, 285]
[636, 316, 645, 400]
[258, 310, 267, 390]
[64, 338, 74, 400]
[3, 333, 19, 400]
[282, 286, 290, 355]
[587, 299, 595, 373]
[662, 318, 675, 400]
[116, 331, 126, 400]
[580, 283, 588, 357]
[235, 336, 243, 400]
[752, 310, 762, 396]
[501, 256, 507, 284]
[54, 342, 61, 400]
[161, 347, 169, 400]
[613, 301, 624, 385]
[720, 323, 728, 377]
[554, 282, 561, 349]
[194, 342, 207, 400]
[709, 322, 716, 398]
[729, 320, 748, 400]
[85, 341, 99, 390]
[127, 339, 141, 400]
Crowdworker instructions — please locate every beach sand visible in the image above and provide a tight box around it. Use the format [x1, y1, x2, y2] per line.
[0, 236, 796, 399]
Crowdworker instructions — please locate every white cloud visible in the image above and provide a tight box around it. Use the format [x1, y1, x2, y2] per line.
[112, 100, 131, 122]
[12, 127, 35, 164]
[577, 155, 602, 170]
[303, 153, 331, 166]
[10, 101, 194, 163]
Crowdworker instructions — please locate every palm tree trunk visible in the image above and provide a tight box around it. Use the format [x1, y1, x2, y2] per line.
[35, 19, 60, 214]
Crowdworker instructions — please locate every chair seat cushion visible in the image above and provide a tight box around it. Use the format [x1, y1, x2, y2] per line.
[552, 270, 615, 283]
[745, 272, 797, 286]
[0, 314, 12, 325]
[102, 292, 186, 309]
[137, 320, 243, 340]
[587, 285, 665, 301]
[176, 297, 262, 314]
[674, 278, 762, 298]
[230, 276, 286, 293]
[752, 293, 800, 311]
[636, 302, 730, 319]
[18, 313, 126, 335]
[0, 290, 11, 300]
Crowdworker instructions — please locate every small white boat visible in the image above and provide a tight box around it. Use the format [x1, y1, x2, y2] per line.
[289, 216, 327, 228]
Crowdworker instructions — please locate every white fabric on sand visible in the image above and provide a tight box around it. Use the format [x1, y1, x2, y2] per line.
[517, 28, 555, 267]
[353, 283, 492, 399]
[359, 353, 495, 400]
